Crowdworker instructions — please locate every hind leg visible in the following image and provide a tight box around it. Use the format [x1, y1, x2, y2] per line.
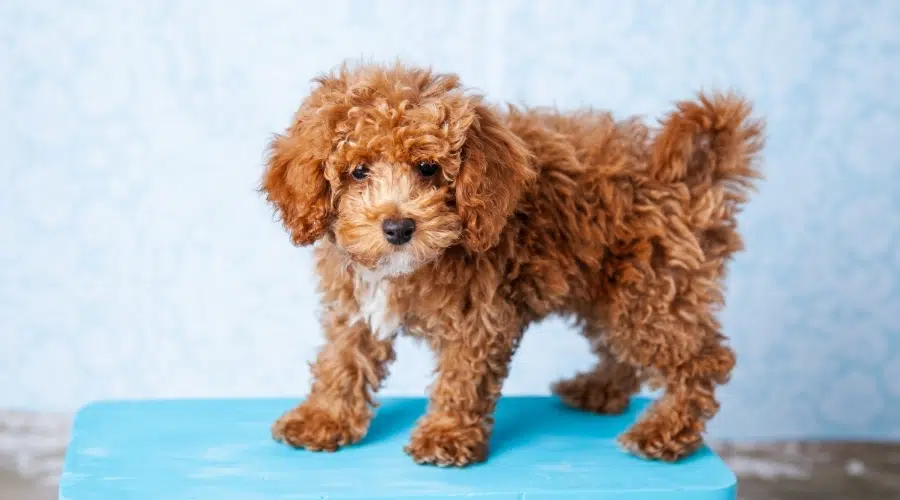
[552, 334, 641, 415]
[604, 257, 736, 461]
[615, 338, 734, 461]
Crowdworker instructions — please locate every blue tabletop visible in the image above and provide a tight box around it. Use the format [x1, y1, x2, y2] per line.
[60, 396, 736, 499]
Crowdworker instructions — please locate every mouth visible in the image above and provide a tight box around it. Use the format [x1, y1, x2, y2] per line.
[374, 251, 419, 278]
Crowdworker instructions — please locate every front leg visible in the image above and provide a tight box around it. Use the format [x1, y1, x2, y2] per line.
[273, 313, 395, 451]
[405, 303, 522, 466]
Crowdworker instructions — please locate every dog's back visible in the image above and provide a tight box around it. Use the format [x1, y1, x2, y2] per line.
[496, 94, 764, 320]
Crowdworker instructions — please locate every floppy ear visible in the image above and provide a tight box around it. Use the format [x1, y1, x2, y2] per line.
[261, 124, 331, 246]
[455, 104, 535, 252]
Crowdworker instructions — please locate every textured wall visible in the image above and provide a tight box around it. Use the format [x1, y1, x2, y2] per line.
[1, 0, 898, 440]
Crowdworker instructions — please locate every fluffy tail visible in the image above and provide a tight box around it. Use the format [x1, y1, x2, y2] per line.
[650, 92, 765, 259]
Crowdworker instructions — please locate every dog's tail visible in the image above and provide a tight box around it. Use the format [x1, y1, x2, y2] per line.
[649, 91, 765, 260]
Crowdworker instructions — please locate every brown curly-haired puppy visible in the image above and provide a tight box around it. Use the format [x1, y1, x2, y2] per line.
[262, 61, 764, 466]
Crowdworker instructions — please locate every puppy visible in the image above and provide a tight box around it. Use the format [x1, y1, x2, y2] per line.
[262, 61, 764, 466]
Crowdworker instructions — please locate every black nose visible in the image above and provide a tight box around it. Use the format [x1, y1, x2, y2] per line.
[382, 218, 416, 245]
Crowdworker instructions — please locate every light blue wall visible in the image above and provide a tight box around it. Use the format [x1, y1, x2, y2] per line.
[1, 0, 898, 440]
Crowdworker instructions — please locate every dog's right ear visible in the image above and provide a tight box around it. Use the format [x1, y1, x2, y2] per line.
[261, 121, 331, 247]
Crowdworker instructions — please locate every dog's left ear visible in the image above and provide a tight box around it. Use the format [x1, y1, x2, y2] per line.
[455, 103, 535, 252]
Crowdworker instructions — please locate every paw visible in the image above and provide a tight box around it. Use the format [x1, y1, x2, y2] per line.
[272, 404, 366, 452]
[617, 414, 703, 462]
[552, 376, 632, 415]
[404, 414, 489, 467]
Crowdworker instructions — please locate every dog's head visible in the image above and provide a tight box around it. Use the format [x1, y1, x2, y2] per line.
[262, 62, 535, 276]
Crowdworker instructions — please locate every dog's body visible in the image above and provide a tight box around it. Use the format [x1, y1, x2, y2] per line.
[263, 62, 764, 466]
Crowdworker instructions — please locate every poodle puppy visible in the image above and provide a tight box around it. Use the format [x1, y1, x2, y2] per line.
[261, 61, 764, 466]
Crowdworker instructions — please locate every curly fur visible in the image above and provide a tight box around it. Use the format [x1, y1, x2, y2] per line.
[262, 61, 765, 466]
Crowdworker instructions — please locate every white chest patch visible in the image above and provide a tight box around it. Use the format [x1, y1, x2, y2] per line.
[352, 270, 402, 341]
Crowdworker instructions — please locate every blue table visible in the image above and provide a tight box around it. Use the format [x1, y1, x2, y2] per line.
[60, 396, 736, 499]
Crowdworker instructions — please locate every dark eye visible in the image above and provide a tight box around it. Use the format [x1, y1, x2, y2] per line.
[351, 164, 369, 181]
[416, 161, 440, 178]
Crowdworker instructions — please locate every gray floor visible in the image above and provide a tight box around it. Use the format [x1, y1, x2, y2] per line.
[719, 441, 900, 499]
[2, 410, 898, 500]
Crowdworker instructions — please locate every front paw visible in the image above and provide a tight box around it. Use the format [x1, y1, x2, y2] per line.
[404, 413, 489, 467]
[272, 404, 367, 452]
